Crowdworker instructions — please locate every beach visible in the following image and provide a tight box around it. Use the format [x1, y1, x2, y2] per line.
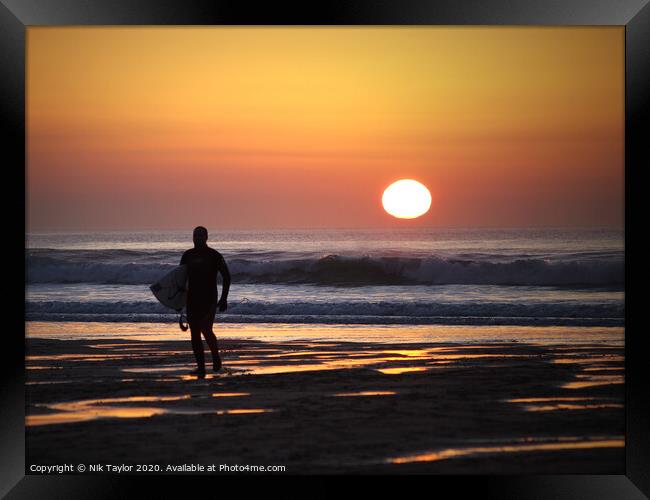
[26, 322, 624, 473]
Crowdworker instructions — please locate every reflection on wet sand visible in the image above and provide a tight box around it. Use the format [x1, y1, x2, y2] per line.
[192, 349, 457, 375]
[381, 350, 430, 357]
[551, 349, 624, 390]
[506, 396, 623, 412]
[221, 409, 270, 415]
[27, 407, 168, 426]
[387, 437, 624, 464]
[28, 333, 625, 389]
[265, 351, 342, 358]
[508, 397, 595, 403]
[27, 339, 627, 393]
[236, 364, 338, 375]
[376, 367, 429, 375]
[552, 356, 624, 364]
[562, 370, 624, 389]
[523, 403, 623, 411]
[122, 365, 192, 373]
[26, 335, 624, 472]
[26, 327, 624, 474]
[562, 378, 624, 389]
[333, 391, 396, 397]
[28, 354, 128, 361]
[26, 380, 73, 385]
[27, 393, 271, 426]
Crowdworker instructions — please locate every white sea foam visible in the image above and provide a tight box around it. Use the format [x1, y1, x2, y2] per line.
[26, 249, 624, 286]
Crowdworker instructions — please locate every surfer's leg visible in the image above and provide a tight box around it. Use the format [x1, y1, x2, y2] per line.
[201, 312, 221, 371]
[202, 328, 222, 371]
[189, 322, 206, 373]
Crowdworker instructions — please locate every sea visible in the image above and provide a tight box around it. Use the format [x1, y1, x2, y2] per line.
[26, 228, 624, 333]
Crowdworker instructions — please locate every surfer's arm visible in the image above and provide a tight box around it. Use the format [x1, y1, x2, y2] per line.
[217, 258, 231, 311]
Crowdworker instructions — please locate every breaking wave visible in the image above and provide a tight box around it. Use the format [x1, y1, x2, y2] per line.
[26, 249, 624, 287]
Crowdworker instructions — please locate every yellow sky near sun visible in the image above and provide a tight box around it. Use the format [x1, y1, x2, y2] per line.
[27, 27, 623, 230]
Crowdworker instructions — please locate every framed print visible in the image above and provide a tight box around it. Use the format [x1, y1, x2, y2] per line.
[2, 0, 648, 497]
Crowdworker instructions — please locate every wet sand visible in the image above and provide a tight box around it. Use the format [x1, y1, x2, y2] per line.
[26, 335, 624, 473]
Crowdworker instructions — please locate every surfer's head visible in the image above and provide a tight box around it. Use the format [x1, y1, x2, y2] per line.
[193, 226, 208, 246]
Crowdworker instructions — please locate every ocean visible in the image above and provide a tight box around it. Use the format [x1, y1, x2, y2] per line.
[26, 227, 624, 329]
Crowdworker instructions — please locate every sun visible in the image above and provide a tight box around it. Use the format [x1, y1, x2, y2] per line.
[382, 179, 432, 219]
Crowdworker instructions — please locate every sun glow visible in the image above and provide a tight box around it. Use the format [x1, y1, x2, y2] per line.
[382, 179, 432, 219]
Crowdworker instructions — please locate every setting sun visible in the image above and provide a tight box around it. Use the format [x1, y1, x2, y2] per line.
[382, 179, 432, 219]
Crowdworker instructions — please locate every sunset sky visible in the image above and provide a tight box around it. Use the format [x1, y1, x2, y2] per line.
[27, 27, 624, 231]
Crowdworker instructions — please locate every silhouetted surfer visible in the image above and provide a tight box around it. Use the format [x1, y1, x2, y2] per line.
[180, 226, 231, 377]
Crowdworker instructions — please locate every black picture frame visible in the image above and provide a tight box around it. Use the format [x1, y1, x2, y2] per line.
[2, 0, 648, 497]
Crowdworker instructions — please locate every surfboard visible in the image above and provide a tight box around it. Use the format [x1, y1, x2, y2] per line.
[150, 265, 188, 311]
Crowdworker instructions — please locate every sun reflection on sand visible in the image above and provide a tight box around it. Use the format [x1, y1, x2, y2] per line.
[122, 365, 192, 373]
[376, 367, 428, 375]
[562, 379, 624, 389]
[265, 351, 341, 358]
[562, 373, 624, 389]
[387, 437, 624, 464]
[27, 393, 272, 426]
[552, 356, 623, 364]
[81, 346, 556, 378]
[507, 397, 595, 403]
[26, 380, 73, 385]
[219, 409, 270, 415]
[523, 403, 623, 411]
[28, 354, 128, 361]
[26, 331, 626, 457]
[381, 350, 430, 357]
[27, 407, 168, 426]
[333, 391, 396, 397]
[507, 396, 624, 412]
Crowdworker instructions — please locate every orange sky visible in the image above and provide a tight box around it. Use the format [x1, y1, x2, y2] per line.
[27, 27, 624, 230]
